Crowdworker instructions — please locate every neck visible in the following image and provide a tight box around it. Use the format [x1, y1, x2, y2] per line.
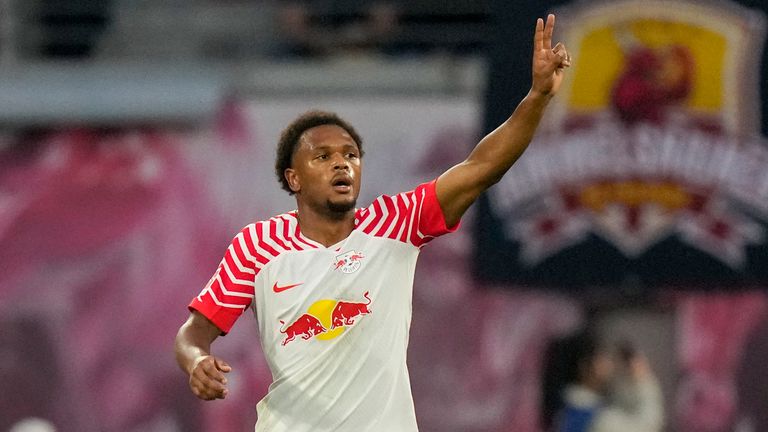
[296, 201, 356, 247]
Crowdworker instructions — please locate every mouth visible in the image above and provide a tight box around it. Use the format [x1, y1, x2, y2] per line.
[331, 176, 353, 194]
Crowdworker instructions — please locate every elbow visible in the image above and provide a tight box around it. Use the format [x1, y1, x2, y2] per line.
[469, 159, 508, 189]
[482, 170, 506, 189]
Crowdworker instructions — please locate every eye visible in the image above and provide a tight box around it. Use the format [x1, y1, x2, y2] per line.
[347, 152, 358, 159]
[316, 154, 328, 160]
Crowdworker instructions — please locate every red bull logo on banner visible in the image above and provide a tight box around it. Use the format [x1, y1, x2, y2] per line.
[475, 0, 768, 287]
[279, 291, 372, 346]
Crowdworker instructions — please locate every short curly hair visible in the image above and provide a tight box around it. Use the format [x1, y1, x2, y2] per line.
[275, 110, 364, 194]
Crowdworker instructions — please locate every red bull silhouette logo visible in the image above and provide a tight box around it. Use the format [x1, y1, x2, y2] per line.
[278, 292, 373, 346]
[330, 291, 371, 329]
[279, 314, 326, 346]
[333, 250, 365, 274]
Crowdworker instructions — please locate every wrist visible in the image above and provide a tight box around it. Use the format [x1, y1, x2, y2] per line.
[527, 87, 555, 101]
[188, 353, 211, 375]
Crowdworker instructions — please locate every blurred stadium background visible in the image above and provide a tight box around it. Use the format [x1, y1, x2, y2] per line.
[1, 0, 767, 431]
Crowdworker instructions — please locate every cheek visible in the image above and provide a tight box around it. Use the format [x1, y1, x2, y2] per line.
[301, 163, 325, 182]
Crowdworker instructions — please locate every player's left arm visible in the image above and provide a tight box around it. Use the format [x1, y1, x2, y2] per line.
[435, 14, 570, 227]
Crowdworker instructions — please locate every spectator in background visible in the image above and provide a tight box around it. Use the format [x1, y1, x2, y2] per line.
[0, 317, 61, 431]
[544, 332, 664, 432]
[276, 0, 399, 57]
[736, 312, 768, 432]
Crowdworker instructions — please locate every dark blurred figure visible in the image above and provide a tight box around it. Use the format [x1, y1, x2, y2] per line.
[276, 0, 399, 57]
[736, 312, 768, 432]
[37, 0, 112, 58]
[0, 316, 61, 431]
[542, 331, 664, 432]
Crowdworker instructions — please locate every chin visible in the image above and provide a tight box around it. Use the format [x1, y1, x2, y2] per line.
[327, 197, 357, 214]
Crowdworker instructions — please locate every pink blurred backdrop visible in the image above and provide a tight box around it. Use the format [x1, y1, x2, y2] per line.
[1, 100, 766, 432]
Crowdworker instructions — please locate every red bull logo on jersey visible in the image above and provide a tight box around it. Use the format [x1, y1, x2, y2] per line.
[279, 314, 326, 346]
[333, 250, 365, 274]
[330, 291, 371, 329]
[279, 291, 373, 346]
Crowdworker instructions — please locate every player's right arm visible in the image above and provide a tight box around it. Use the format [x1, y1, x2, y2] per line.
[175, 310, 232, 400]
[175, 224, 260, 399]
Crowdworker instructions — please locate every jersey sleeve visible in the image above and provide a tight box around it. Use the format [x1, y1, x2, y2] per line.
[189, 225, 259, 334]
[356, 179, 460, 248]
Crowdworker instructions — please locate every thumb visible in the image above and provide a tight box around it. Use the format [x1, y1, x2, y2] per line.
[214, 357, 232, 373]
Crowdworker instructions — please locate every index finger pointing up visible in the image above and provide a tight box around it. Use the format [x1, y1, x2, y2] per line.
[534, 17, 544, 53]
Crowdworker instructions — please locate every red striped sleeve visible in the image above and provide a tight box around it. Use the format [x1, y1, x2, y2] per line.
[255, 223, 281, 258]
[278, 215, 304, 251]
[389, 192, 410, 241]
[401, 191, 418, 243]
[189, 224, 261, 334]
[269, 218, 290, 250]
[359, 179, 459, 247]
[360, 198, 386, 235]
[245, 235, 270, 267]
[374, 194, 397, 237]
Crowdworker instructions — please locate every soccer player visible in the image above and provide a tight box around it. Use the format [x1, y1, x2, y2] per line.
[175, 14, 570, 431]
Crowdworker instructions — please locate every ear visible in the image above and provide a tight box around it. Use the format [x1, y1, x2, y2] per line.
[285, 168, 300, 193]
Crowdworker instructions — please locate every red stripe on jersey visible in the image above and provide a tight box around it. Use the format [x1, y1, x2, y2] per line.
[356, 181, 457, 247]
[224, 250, 254, 282]
[288, 213, 321, 249]
[214, 260, 254, 295]
[362, 198, 385, 234]
[374, 196, 397, 237]
[400, 192, 416, 242]
[389, 193, 410, 240]
[295, 231, 317, 249]
[188, 297, 241, 334]
[355, 207, 371, 227]
[209, 277, 252, 306]
[254, 223, 280, 257]
[278, 215, 304, 251]
[269, 218, 290, 251]
[241, 227, 269, 266]
[409, 187, 426, 247]
[231, 237, 257, 272]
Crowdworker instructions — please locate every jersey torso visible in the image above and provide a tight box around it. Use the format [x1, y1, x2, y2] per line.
[189, 181, 457, 431]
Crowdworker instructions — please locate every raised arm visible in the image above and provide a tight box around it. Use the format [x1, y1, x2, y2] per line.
[435, 14, 570, 227]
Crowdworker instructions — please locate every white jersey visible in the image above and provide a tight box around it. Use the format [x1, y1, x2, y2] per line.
[189, 180, 458, 431]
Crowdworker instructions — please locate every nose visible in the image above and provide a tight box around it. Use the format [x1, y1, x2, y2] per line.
[332, 153, 350, 171]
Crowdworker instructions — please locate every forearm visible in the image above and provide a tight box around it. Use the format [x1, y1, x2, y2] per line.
[469, 89, 553, 184]
[434, 15, 567, 226]
[435, 90, 554, 225]
[174, 312, 220, 375]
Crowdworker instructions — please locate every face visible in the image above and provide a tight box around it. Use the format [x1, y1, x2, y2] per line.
[583, 351, 615, 392]
[285, 124, 362, 217]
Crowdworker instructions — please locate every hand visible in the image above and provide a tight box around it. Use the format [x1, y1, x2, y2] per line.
[188, 355, 232, 400]
[531, 14, 571, 97]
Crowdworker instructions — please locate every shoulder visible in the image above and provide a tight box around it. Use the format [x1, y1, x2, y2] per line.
[357, 182, 436, 216]
[234, 211, 316, 254]
[354, 181, 441, 242]
[239, 211, 298, 235]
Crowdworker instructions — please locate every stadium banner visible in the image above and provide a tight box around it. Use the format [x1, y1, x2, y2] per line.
[474, 0, 768, 289]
